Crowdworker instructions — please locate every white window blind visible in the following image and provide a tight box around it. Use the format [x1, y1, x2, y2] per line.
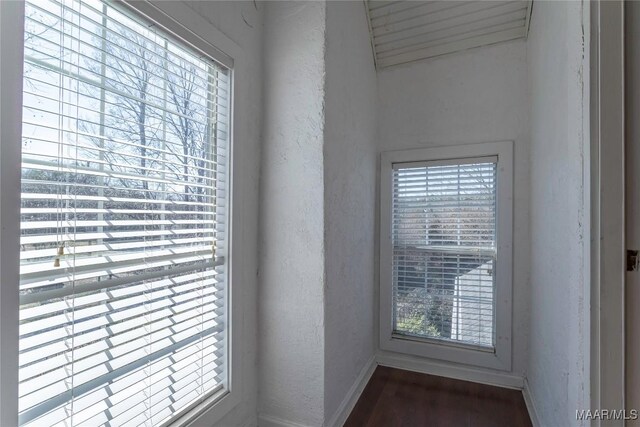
[392, 158, 497, 348]
[19, 0, 230, 425]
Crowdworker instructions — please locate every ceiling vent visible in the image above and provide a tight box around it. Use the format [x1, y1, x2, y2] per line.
[366, 1, 533, 68]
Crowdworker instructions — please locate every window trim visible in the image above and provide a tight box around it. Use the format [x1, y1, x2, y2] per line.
[0, 1, 244, 425]
[379, 141, 513, 371]
[1, 1, 25, 424]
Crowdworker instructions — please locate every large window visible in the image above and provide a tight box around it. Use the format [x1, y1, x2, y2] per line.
[19, 0, 230, 425]
[380, 142, 512, 370]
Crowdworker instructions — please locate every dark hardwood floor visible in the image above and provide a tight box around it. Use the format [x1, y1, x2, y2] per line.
[344, 366, 532, 427]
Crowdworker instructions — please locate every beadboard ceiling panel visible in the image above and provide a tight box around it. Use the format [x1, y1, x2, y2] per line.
[367, 1, 533, 68]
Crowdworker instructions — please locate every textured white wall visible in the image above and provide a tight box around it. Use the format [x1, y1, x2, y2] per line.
[149, 2, 264, 426]
[377, 40, 530, 377]
[527, 2, 589, 426]
[258, 2, 327, 426]
[323, 1, 377, 423]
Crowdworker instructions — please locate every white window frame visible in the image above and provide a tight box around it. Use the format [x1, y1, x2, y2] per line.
[0, 1, 246, 425]
[379, 141, 513, 371]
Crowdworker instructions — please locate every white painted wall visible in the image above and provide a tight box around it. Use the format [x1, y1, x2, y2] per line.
[527, 2, 589, 426]
[323, 1, 377, 424]
[376, 40, 530, 378]
[258, 2, 378, 425]
[258, 2, 327, 426]
[149, 2, 264, 426]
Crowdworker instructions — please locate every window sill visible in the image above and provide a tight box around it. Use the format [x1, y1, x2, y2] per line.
[381, 333, 510, 371]
[391, 332, 496, 354]
[164, 385, 241, 427]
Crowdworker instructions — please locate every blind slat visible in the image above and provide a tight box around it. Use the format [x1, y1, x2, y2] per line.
[26, 0, 229, 84]
[20, 228, 219, 245]
[19, 310, 222, 398]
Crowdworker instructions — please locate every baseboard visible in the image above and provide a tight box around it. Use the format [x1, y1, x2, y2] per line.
[376, 350, 524, 390]
[522, 377, 541, 427]
[242, 415, 258, 427]
[326, 354, 377, 427]
[257, 414, 313, 427]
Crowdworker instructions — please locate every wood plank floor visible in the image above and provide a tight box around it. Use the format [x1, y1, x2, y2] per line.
[344, 366, 532, 427]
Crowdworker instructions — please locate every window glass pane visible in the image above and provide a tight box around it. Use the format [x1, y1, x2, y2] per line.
[19, 0, 230, 425]
[392, 160, 497, 348]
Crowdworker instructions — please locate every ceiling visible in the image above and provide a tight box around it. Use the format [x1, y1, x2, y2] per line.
[366, 1, 533, 69]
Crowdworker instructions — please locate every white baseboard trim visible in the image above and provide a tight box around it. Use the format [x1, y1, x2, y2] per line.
[326, 355, 377, 427]
[376, 350, 524, 390]
[242, 415, 258, 427]
[522, 377, 541, 427]
[257, 414, 313, 427]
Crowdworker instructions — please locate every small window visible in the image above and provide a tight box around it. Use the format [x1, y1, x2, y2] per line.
[19, 0, 230, 425]
[380, 142, 512, 370]
[392, 158, 497, 347]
